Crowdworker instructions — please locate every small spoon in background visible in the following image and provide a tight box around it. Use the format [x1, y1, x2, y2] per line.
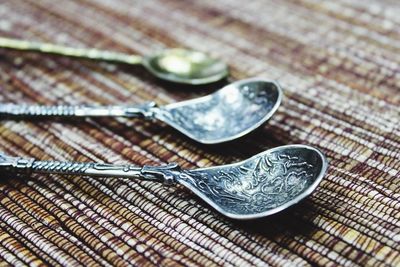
[0, 37, 228, 85]
[0, 78, 283, 144]
[0, 144, 328, 220]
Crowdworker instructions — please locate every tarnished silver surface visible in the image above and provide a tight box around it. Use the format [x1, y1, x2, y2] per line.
[0, 145, 328, 220]
[0, 78, 282, 144]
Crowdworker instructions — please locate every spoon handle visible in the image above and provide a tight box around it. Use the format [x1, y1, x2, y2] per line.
[0, 37, 142, 65]
[0, 102, 158, 119]
[0, 153, 180, 184]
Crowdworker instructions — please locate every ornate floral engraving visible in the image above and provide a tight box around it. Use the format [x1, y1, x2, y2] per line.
[179, 149, 322, 215]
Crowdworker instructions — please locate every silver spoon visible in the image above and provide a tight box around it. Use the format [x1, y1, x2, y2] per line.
[0, 37, 228, 85]
[0, 78, 282, 144]
[0, 144, 328, 220]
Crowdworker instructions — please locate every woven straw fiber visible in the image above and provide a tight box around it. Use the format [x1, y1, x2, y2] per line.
[0, 0, 399, 266]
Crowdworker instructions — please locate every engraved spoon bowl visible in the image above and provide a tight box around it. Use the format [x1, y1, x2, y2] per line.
[178, 144, 328, 219]
[0, 145, 328, 220]
[155, 78, 283, 143]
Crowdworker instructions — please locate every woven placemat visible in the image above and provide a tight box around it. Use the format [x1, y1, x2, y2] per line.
[0, 0, 399, 266]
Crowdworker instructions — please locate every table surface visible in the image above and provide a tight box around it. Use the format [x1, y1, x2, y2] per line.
[0, 0, 399, 266]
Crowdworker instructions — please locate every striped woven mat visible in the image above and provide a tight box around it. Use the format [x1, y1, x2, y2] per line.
[0, 0, 399, 266]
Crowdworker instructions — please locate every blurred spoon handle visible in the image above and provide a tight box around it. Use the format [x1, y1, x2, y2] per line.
[0, 102, 158, 119]
[0, 37, 142, 64]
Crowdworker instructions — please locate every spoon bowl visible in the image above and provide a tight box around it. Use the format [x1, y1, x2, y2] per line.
[178, 144, 328, 219]
[155, 78, 283, 143]
[143, 49, 229, 84]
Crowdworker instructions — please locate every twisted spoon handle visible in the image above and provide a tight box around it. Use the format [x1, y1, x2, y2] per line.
[0, 37, 142, 65]
[0, 102, 158, 119]
[0, 153, 180, 184]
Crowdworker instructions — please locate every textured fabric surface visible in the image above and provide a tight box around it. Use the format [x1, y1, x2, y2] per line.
[0, 0, 399, 266]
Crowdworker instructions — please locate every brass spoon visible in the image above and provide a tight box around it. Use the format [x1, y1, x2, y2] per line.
[0, 37, 228, 85]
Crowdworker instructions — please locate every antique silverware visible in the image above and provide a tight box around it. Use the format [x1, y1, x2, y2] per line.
[0, 78, 282, 144]
[0, 37, 228, 85]
[0, 144, 328, 220]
